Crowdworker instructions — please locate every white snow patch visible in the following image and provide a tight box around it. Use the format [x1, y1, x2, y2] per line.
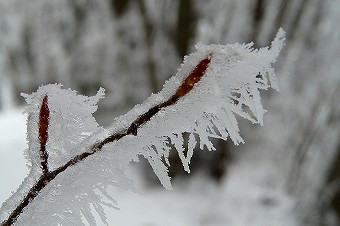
[0, 109, 28, 204]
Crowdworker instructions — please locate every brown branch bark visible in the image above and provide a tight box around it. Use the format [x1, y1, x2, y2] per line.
[1, 55, 211, 226]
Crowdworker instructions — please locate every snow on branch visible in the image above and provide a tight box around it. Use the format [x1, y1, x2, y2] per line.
[0, 29, 285, 226]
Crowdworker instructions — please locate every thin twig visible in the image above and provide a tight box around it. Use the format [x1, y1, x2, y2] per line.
[1, 55, 211, 226]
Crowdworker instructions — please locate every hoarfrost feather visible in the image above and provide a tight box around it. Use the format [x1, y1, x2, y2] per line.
[1, 30, 285, 225]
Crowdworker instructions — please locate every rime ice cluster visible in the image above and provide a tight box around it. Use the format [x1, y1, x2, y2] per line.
[105, 29, 285, 189]
[0, 30, 285, 225]
[22, 84, 105, 170]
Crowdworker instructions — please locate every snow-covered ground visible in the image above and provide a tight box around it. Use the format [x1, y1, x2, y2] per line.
[0, 109, 28, 205]
[0, 109, 301, 226]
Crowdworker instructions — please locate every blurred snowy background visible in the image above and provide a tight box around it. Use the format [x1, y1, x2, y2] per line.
[0, 0, 339, 225]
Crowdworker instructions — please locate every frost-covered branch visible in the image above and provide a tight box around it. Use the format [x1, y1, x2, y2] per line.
[1, 56, 211, 226]
[0, 29, 285, 226]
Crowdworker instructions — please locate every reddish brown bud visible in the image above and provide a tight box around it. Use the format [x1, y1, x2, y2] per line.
[39, 95, 49, 146]
[176, 55, 211, 97]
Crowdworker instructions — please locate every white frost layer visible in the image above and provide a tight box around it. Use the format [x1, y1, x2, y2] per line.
[1, 106, 302, 226]
[104, 28, 285, 189]
[22, 84, 105, 171]
[1, 30, 285, 225]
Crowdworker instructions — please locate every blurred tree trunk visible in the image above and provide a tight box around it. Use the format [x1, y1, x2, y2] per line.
[174, 0, 196, 58]
[325, 143, 340, 223]
[137, 0, 159, 93]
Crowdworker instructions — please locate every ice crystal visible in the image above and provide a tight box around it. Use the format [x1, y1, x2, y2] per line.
[0, 29, 285, 226]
